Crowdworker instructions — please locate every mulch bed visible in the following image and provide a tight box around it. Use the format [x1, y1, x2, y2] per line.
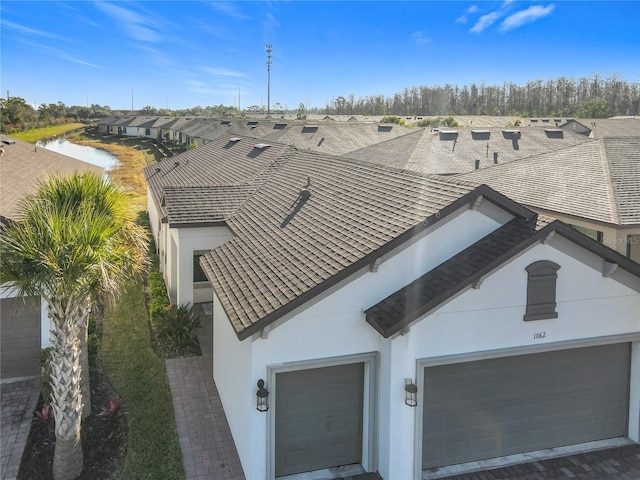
[17, 361, 128, 480]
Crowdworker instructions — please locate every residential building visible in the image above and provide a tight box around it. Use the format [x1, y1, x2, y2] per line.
[144, 133, 640, 479]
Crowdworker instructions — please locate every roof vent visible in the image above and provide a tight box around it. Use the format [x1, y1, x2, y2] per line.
[254, 143, 271, 150]
[544, 129, 564, 139]
[502, 129, 521, 139]
[302, 125, 318, 133]
[471, 130, 491, 140]
[439, 130, 458, 141]
[273, 123, 287, 130]
[229, 137, 241, 142]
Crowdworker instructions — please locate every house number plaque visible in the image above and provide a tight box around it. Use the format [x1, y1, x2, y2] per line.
[533, 331, 547, 340]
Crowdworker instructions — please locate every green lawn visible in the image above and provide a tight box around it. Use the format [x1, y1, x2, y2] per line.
[100, 279, 184, 479]
[9, 123, 86, 142]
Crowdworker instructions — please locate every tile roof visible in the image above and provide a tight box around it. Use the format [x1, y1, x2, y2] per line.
[143, 135, 294, 225]
[200, 151, 492, 339]
[162, 185, 254, 225]
[460, 137, 640, 226]
[0, 135, 104, 223]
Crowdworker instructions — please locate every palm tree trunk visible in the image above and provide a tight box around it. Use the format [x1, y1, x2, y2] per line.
[79, 319, 91, 419]
[49, 303, 85, 480]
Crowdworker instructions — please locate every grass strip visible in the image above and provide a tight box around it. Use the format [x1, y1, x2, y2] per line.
[101, 280, 184, 480]
[9, 123, 86, 142]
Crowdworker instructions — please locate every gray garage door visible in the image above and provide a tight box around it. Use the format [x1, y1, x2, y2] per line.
[423, 343, 631, 469]
[275, 362, 364, 477]
[1, 296, 41, 379]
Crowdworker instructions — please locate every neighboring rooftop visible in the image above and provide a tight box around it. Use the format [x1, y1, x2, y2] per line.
[0, 135, 104, 224]
[346, 126, 590, 174]
[460, 137, 640, 226]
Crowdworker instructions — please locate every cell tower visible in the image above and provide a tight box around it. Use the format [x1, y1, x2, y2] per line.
[266, 44, 273, 116]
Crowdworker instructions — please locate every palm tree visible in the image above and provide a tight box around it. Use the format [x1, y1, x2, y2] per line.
[1, 172, 148, 480]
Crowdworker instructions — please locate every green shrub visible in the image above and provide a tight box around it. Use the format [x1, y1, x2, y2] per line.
[87, 333, 99, 365]
[149, 271, 170, 320]
[39, 347, 53, 402]
[380, 116, 405, 125]
[443, 116, 461, 127]
[153, 304, 201, 348]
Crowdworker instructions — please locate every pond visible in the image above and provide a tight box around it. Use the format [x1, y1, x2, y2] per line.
[36, 138, 119, 170]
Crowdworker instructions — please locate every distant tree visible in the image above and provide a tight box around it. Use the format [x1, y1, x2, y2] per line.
[0, 97, 37, 130]
[141, 105, 159, 115]
[576, 98, 612, 118]
[297, 102, 306, 119]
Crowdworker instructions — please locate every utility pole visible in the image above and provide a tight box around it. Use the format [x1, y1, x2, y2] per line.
[266, 44, 272, 116]
[238, 86, 241, 112]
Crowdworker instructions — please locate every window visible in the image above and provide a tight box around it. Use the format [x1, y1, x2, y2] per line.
[145, 128, 151, 136]
[524, 261, 560, 321]
[193, 251, 209, 283]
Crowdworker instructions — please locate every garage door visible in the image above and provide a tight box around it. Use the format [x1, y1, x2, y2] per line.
[275, 362, 364, 477]
[423, 343, 630, 469]
[1, 296, 41, 379]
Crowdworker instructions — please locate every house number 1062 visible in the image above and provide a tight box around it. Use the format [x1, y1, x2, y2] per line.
[534, 331, 546, 340]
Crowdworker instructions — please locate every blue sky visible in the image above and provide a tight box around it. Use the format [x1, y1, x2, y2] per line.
[1, 1, 639, 111]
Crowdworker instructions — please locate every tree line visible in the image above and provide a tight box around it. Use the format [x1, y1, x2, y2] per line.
[2, 73, 638, 133]
[324, 73, 639, 118]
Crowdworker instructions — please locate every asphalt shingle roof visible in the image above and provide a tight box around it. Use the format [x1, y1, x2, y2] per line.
[0, 135, 104, 223]
[460, 137, 640, 226]
[200, 151, 482, 339]
[347, 126, 591, 174]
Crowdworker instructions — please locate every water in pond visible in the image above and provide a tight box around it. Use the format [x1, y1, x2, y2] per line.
[36, 138, 119, 170]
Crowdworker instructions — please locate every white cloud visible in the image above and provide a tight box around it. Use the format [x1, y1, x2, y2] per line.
[94, 1, 161, 43]
[1, 19, 61, 39]
[208, 2, 248, 20]
[500, 5, 556, 32]
[203, 67, 246, 78]
[411, 31, 431, 46]
[470, 11, 502, 33]
[456, 5, 479, 24]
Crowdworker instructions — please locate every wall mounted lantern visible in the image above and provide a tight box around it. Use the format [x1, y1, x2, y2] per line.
[256, 379, 269, 412]
[405, 378, 418, 407]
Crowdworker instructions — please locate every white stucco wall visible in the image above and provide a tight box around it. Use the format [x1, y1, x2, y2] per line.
[214, 205, 510, 479]
[212, 206, 640, 480]
[212, 294, 255, 478]
[168, 226, 234, 307]
[400, 238, 640, 478]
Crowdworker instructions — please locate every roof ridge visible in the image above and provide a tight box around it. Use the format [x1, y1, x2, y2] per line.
[597, 138, 621, 225]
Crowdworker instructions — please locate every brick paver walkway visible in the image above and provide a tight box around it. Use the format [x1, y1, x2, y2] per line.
[165, 304, 245, 480]
[439, 443, 640, 480]
[0, 378, 40, 480]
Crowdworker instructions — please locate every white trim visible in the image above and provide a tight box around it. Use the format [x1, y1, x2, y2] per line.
[266, 352, 378, 480]
[413, 333, 640, 479]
